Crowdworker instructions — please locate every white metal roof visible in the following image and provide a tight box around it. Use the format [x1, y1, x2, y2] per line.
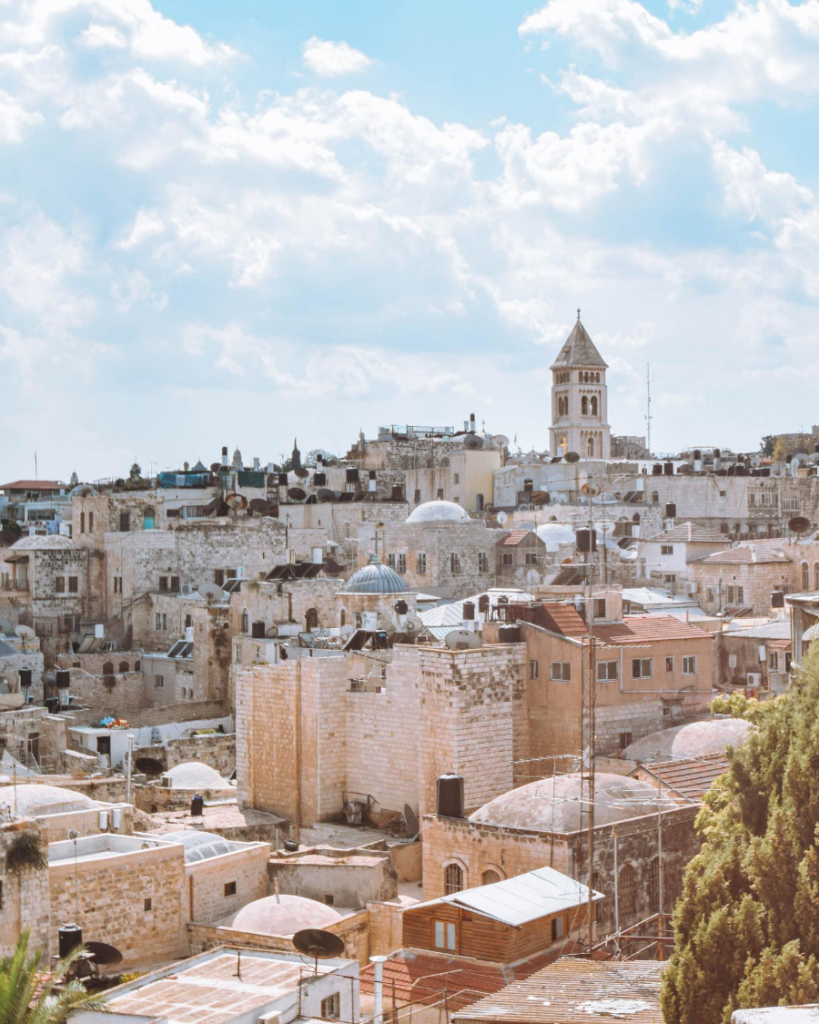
[412, 866, 603, 928]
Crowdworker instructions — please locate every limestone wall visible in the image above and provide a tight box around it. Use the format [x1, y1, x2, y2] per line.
[187, 843, 271, 925]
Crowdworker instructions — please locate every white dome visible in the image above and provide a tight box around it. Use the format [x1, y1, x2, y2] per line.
[0, 783, 98, 818]
[161, 762, 232, 790]
[222, 895, 342, 937]
[623, 720, 754, 761]
[469, 773, 676, 833]
[11, 535, 77, 550]
[536, 523, 575, 551]
[406, 501, 470, 525]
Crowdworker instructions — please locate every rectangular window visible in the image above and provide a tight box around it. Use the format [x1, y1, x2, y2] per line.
[665, 656, 674, 673]
[154, 675, 164, 689]
[397, 553, 406, 575]
[79, 512, 85, 534]
[450, 553, 461, 575]
[159, 576, 168, 591]
[88, 512, 94, 532]
[736, 586, 744, 605]
[416, 553, 427, 574]
[224, 881, 237, 897]
[113, 576, 122, 594]
[55, 576, 65, 594]
[661, 545, 674, 556]
[551, 915, 565, 942]
[387, 553, 395, 569]
[632, 658, 653, 679]
[478, 552, 488, 573]
[433, 921, 457, 951]
[596, 661, 618, 682]
[214, 569, 225, 587]
[551, 662, 571, 682]
[663, 574, 676, 584]
[769, 650, 778, 670]
[170, 576, 180, 592]
[727, 586, 735, 604]
[144, 897, 152, 912]
[68, 576, 78, 593]
[529, 660, 539, 680]
[453, 473, 460, 485]
[525, 552, 539, 565]
[683, 655, 697, 675]
[619, 731, 633, 750]
[119, 512, 130, 532]
[594, 598, 606, 619]
[321, 994, 341, 1020]
[502, 552, 513, 566]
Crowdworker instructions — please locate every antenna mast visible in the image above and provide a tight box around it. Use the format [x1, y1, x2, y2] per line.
[645, 364, 653, 455]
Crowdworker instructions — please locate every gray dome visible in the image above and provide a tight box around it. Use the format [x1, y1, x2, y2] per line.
[343, 560, 409, 594]
[406, 500, 470, 525]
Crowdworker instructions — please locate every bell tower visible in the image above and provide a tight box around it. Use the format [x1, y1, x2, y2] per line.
[549, 312, 611, 460]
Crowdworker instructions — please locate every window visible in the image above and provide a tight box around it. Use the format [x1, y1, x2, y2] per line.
[119, 512, 130, 532]
[433, 921, 457, 951]
[726, 586, 735, 604]
[80, 512, 85, 534]
[682, 655, 697, 675]
[340, 609, 346, 628]
[113, 576, 122, 594]
[736, 586, 744, 605]
[68, 576, 78, 593]
[155, 613, 167, 631]
[450, 553, 461, 575]
[590, 395, 598, 416]
[651, 491, 659, 503]
[323, 894, 334, 906]
[581, 395, 589, 415]
[663, 574, 676, 584]
[769, 650, 779, 671]
[665, 657, 674, 673]
[144, 898, 152, 912]
[154, 675, 164, 689]
[214, 569, 225, 587]
[159, 576, 168, 591]
[619, 730, 633, 749]
[185, 614, 192, 628]
[387, 553, 395, 569]
[242, 610, 250, 633]
[632, 658, 653, 679]
[529, 660, 539, 680]
[619, 864, 636, 915]
[416, 553, 427, 574]
[453, 473, 460, 485]
[551, 662, 571, 682]
[305, 608, 319, 631]
[88, 512, 94, 532]
[143, 507, 156, 530]
[478, 552, 488, 573]
[397, 553, 406, 575]
[444, 863, 464, 894]
[525, 551, 538, 566]
[803, 563, 810, 590]
[501, 552, 513, 566]
[118, 661, 129, 673]
[597, 661, 618, 682]
[321, 994, 341, 1020]
[224, 881, 237, 897]
[551, 915, 565, 942]
[170, 576, 180, 592]
[482, 869, 502, 886]
[661, 545, 674, 556]
[55, 576, 65, 594]
[594, 598, 606, 619]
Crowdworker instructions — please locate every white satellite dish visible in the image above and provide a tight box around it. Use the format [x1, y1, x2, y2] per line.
[266, 624, 279, 638]
[497, 511, 508, 526]
[198, 583, 226, 603]
[445, 629, 483, 650]
[526, 569, 541, 585]
[404, 615, 424, 634]
[15, 625, 35, 639]
[493, 434, 510, 448]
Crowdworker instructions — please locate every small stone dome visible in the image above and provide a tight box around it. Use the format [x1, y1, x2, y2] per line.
[222, 894, 342, 937]
[0, 783, 98, 818]
[161, 762, 233, 790]
[11, 534, 77, 550]
[406, 500, 470, 525]
[536, 523, 575, 550]
[622, 720, 754, 761]
[469, 773, 676, 833]
[342, 560, 408, 594]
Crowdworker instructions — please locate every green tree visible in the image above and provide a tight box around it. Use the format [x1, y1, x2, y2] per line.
[759, 435, 775, 457]
[0, 929, 109, 1022]
[662, 649, 819, 1023]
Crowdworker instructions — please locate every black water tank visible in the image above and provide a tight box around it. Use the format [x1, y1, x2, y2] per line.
[391, 485, 404, 500]
[251, 621, 265, 639]
[18, 668, 32, 689]
[693, 449, 701, 461]
[45, 697, 60, 714]
[665, 503, 677, 519]
[346, 468, 359, 483]
[663, 462, 673, 476]
[55, 670, 70, 690]
[436, 773, 464, 818]
[313, 472, 326, 486]
[498, 625, 521, 643]
[58, 924, 83, 959]
[462, 601, 475, 621]
[478, 594, 490, 613]
[394, 600, 409, 616]
[278, 473, 288, 486]
[771, 591, 785, 609]
[368, 469, 377, 480]
[576, 528, 597, 553]
[190, 794, 204, 817]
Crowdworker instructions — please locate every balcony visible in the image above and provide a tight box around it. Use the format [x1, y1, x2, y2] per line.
[1, 579, 29, 592]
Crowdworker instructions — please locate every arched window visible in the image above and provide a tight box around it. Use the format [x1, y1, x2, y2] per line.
[814, 564, 819, 590]
[118, 661, 129, 673]
[340, 608, 346, 628]
[619, 864, 636, 916]
[143, 507, 156, 530]
[648, 857, 660, 913]
[102, 661, 114, 677]
[590, 396, 598, 416]
[581, 396, 588, 415]
[305, 607, 319, 631]
[803, 562, 810, 590]
[481, 868, 502, 886]
[587, 436, 594, 457]
[241, 609, 249, 634]
[444, 863, 464, 894]
[651, 491, 659, 504]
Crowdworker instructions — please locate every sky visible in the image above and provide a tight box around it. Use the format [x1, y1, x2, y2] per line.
[2, 0, 819, 482]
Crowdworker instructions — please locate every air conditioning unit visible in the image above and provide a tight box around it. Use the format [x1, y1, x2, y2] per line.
[746, 672, 761, 687]
[258, 1014, 282, 1024]
[181, 583, 195, 596]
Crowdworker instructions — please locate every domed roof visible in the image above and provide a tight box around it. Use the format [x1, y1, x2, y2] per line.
[342, 559, 408, 594]
[622, 719, 754, 761]
[11, 534, 77, 550]
[469, 773, 676, 833]
[536, 523, 575, 550]
[0, 783, 98, 818]
[406, 500, 470, 525]
[221, 895, 342, 937]
[161, 762, 233, 790]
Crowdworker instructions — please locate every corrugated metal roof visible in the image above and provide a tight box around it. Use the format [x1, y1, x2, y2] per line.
[420, 590, 534, 628]
[693, 546, 791, 565]
[642, 522, 728, 544]
[453, 957, 663, 1024]
[725, 619, 792, 640]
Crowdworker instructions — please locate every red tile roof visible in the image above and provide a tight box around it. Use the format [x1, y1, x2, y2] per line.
[592, 614, 712, 645]
[0, 480, 63, 491]
[501, 530, 533, 547]
[631, 752, 730, 801]
[515, 603, 588, 638]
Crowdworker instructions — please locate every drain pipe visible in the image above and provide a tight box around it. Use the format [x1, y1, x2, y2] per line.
[370, 955, 387, 1024]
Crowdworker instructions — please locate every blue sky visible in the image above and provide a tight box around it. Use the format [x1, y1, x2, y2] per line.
[2, 0, 819, 481]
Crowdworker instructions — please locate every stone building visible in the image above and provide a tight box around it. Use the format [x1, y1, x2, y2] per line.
[718, 619, 792, 694]
[688, 546, 793, 616]
[637, 521, 730, 594]
[549, 316, 611, 460]
[0, 535, 87, 646]
[496, 529, 549, 588]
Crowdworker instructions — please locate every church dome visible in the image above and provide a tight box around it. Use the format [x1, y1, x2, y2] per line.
[221, 895, 342, 937]
[469, 773, 675, 833]
[342, 560, 408, 594]
[406, 501, 470, 525]
[0, 783, 98, 818]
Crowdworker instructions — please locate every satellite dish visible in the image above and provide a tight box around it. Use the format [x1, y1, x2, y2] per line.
[266, 624, 279, 638]
[249, 498, 269, 514]
[564, 451, 580, 463]
[15, 625, 35, 639]
[85, 941, 123, 967]
[293, 466, 310, 479]
[293, 928, 345, 961]
[288, 487, 306, 501]
[789, 516, 812, 535]
[198, 583, 226, 603]
[404, 615, 424, 634]
[581, 483, 599, 496]
[134, 756, 165, 776]
[795, 445, 810, 456]
[463, 434, 484, 450]
[403, 804, 420, 840]
[225, 493, 247, 510]
[445, 630, 483, 650]
[317, 488, 335, 503]
[493, 434, 510, 448]
[497, 511, 508, 526]
[526, 568, 541, 585]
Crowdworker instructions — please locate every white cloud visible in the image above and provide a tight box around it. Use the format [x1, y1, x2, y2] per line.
[77, 23, 127, 50]
[0, 88, 43, 142]
[302, 37, 373, 77]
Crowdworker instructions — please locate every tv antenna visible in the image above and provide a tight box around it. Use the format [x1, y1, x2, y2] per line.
[646, 363, 653, 455]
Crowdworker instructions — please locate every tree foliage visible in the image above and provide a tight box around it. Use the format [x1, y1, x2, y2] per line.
[759, 435, 775, 457]
[772, 433, 813, 463]
[662, 650, 819, 1022]
[709, 691, 783, 726]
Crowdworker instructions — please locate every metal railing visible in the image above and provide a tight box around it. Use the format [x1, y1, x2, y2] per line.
[1, 579, 28, 591]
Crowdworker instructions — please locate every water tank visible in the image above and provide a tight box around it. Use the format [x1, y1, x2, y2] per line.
[278, 473, 288, 486]
[498, 625, 521, 643]
[576, 528, 597, 553]
[55, 670, 70, 690]
[771, 591, 785, 609]
[436, 773, 464, 818]
[251, 621, 265, 639]
[190, 794, 204, 817]
[58, 924, 83, 959]
[313, 472, 327, 487]
[283, 838, 300, 852]
[346, 468, 359, 483]
[391, 485, 404, 501]
[665, 503, 677, 519]
[462, 601, 475, 621]
[18, 669, 32, 689]
[45, 697, 60, 714]
[394, 600, 409, 616]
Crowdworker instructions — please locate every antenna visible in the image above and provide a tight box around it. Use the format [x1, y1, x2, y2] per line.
[645, 363, 653, 455]
[496, 510, 508, 526]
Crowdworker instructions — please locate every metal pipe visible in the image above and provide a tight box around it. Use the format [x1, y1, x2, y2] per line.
[370, 955, 387, 1024]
